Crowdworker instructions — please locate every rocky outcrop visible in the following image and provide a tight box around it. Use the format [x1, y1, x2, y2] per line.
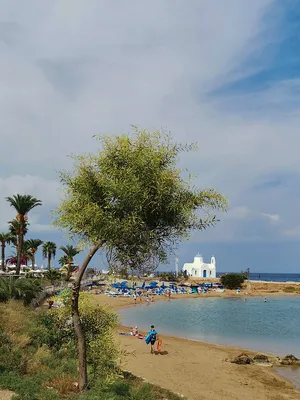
[280, 354, 300, 365]
[253, 354, 269, 364]
[231, 353, 253, 365]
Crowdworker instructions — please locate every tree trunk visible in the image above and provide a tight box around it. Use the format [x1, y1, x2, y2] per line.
[72, 241, 102, 391]
[66, 261, 72, 281]
[16, 234, 23, 275]
[48, 253, 51, 271]
[1, 243, 5, 272]
[32, 253, 35, 270]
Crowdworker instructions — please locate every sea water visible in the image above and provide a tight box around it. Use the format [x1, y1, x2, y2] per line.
[217, 272, 300, 282]
[119, 297, 300, 357]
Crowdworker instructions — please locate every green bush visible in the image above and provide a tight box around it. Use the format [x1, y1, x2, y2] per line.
[220, 273, 245, 289]
[38, 292, 120, 381]
[0, 300, 185, 400]
[0, 277, 42, 305]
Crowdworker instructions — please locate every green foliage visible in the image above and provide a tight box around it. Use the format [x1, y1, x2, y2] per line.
[78, 378, 185, 400]
[0, 232, 14, 244]
[9, 218, 29, 236]
[55, 128, 227, 272]
[59, 244, 81, 279]
[58, 254, 69, 266]
[0, 300, 184, 400]
[42, 241, 57, 259]
[0, 232, 14, 271]
[220, 273, 245, 289]
[27, 239, 43, 252]
[60, 244, 81, 261]
[41, 293, 120, 381]
[0, 277, 42, 305]
[44, 269, 62, 283]
[6, 194, 42, 216]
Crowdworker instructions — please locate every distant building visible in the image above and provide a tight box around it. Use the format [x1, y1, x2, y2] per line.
[182, 253, 216, 278]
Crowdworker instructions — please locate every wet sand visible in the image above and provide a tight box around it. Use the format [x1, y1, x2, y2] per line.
[93, 293, 300, 400]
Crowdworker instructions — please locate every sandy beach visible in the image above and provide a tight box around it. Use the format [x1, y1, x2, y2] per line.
[93, 291, 300, 400]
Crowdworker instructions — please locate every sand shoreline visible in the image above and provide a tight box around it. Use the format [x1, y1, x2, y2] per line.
[92, 292, 300, 400]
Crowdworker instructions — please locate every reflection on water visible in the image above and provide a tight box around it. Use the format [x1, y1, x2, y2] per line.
[119, 297, 300, 357]
[276, 366, 300, 389]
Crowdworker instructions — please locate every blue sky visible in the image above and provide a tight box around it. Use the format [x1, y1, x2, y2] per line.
[1, 0, 300, 273]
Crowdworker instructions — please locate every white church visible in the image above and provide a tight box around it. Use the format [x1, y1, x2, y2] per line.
[182, 253, 216, 278]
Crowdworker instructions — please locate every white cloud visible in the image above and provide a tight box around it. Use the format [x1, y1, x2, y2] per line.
[283, 227, 300, 238]
[261, 213, 280, 223]
[0, 0, 299, 246]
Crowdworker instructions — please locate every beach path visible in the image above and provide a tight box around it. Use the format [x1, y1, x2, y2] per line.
[0, 390, 14, 400]
[117, 333, 300, 400]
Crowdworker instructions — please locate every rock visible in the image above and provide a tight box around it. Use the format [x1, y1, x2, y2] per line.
[281, 354, 300, 365]
[232, 353, 253, 365]
[253, 354, 269, 363]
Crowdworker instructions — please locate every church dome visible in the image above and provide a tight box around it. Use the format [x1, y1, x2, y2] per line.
[194, 253, 203, 263]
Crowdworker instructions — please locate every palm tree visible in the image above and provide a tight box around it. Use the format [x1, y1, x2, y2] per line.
[22, 239, 33, 265]
[27, 239, 43, 270]
[58, 254, 68, 267]
[44, 269, 61, 284]
[60, 245, 80, 280]
[6, 195, 42, 275]
[0, 277, 42, 305]
[0, 232, 14, 271]
[42, 241, 57, 271]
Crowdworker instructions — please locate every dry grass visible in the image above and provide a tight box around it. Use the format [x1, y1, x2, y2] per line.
[45, 375, 79, 396]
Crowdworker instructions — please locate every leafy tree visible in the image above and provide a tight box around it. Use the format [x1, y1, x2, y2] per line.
[42, 241, 57, 271]
[26, 239, 43, 270]
[6, 195, 42, 275]
[60, 245, 81, 280]
[220, 273, 245, 290]
[0, 232, 14, 271]
[55, 128, 227, 390]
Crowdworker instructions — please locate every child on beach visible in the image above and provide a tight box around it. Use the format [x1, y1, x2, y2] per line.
[146, 294, 150, 305]
[147, 325, 158, 354]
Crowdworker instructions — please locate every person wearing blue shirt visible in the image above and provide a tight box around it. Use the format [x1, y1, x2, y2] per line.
[145, 325, 158, 354]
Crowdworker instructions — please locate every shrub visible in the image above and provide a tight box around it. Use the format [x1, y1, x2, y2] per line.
[0, 301, 185, 400]
[283, 286, 297, 293]
[220, 273, 245, 289]
[38, 292, 120, 382]
[44, 269, 62, 284]
[0, 277, 42, 305]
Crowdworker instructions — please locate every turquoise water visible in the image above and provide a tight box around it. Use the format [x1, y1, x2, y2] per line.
[119, 297, 300, 356]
